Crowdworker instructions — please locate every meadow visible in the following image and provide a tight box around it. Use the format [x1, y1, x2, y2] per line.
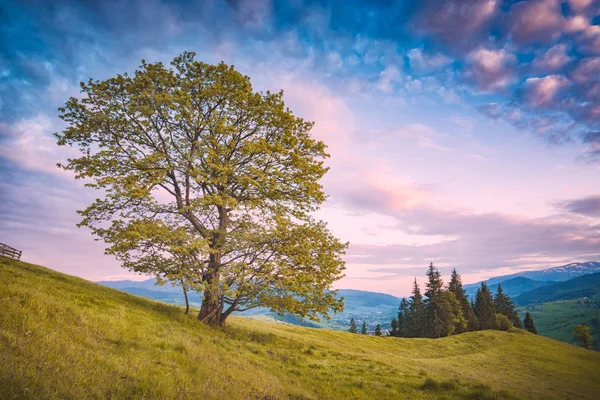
[1, 258, 599, 399]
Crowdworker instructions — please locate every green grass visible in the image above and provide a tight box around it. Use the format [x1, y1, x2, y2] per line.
[518, 299, 600, 350]
[1, 258, 599, 399]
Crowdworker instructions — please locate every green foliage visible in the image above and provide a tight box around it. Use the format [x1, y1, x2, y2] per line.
[361, 320, 367, 335]
[448, 268, 479, 332]
[349, 317, 358, 334]
[3, 259, 600, 399]
[494, 284, 521, 328]
[573, 325, 593, 349]
[396, 298, 409, 337]
[406, 278, 426, 337]
[475, 283, 496, 330]
[54, 52, 347, 325]
[524, 312, 538, 334]
[495, 314, 512, 331]
[390, 318, 399, 336]
[424, 263, 466, 338]
[374, 324, 382, 336]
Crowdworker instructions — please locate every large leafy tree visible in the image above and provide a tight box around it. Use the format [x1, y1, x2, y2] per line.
[55, 52, 347, 326]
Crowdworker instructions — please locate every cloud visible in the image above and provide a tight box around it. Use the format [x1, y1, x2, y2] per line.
[0, 114, 77, 175]
[555, 195, 600, 217]
[522, 75, 570, 107]
[407, 48, 453, 73]
[530, 43, 573, 73]
[464, 48, 517, 91]
[507, 0, 588, 44]
[412, 0, 500, 52]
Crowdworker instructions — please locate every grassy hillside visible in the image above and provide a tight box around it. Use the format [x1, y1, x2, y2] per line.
[518, 299, 600, 350]
[2, 259, 600, 399]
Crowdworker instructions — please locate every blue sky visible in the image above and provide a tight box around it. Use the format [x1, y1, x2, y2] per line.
[1, 0, 600, 296]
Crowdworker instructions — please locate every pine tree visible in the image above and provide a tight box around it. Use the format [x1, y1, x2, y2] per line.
[493, 284, 521, 328]
[375, 324, 382, 336]
[474, 282, 496, 330]
[349, 317, 358, 334]
[390, 318, 399, 336]
[397, 298, 409, 337]
[406, 278, 425, 337]
[448, 268, 479, 332]
[361, 320, 367, 335]
[523, 312, 537, 334]
[424, 262, 449, 337]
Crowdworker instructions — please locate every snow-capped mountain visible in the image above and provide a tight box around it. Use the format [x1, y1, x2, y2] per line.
[484, 261, 600, 286]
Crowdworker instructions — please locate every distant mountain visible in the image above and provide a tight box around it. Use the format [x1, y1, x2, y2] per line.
[464, 261, 600, 298]
[513, 272, 600, 306]
[464, 277, 553, 299]
[98, 277, 181, 293]
[486, 262, 600, 284]
[97, 279, 402, 332]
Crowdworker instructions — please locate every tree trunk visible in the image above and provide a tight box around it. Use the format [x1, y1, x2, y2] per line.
[181, 280, 189, 315]
[198, 252, 222, 325]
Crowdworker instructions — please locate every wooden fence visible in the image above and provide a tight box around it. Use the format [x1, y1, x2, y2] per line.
[0, 242, 22, 261]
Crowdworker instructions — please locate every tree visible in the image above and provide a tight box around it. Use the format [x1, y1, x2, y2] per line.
[573, 325, 593, 349]
[474, 283, 496, 330]
[390, 318, 399, 336]
[361, 320, 367, 335]
[349, 318, 358, 334]
[55, 52, 347, 326]
[375, 324, 382, 336]
[448, 268, 478, 332]
[523, 312, 537, 334]
[493, 284, 521, 328]
[423, 263, 464, 337]
[406, 278, 425, 337]
[495, 314, 512, 331]
[396, 298, 409, 337]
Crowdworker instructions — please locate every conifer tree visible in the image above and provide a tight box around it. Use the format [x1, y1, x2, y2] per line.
[474, 283, 496, 330]
[523, 312, 537, 334]
[375, 324, 382, 336]
[406, 278, 425, 337]
[448, 268, 479, 332]
[494, 284, 521, 328]
[390, 318, 399, 336]
[424, 262, 448, 337]
[361, 320, 367, 335]
[349, 317, 358, 334]
[397, 298, 409, 337]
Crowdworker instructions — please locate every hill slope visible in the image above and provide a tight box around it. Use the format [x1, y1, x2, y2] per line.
[2, 258, 600, 399]
[514, 272, 600, 305]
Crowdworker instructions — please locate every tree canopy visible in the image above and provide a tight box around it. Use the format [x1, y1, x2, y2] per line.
[55, 52, 347, 325]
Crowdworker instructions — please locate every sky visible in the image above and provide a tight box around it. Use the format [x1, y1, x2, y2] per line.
[1, 0, 600, 297]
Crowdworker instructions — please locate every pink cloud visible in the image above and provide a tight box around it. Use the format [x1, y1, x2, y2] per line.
[413, 0, 500, 50]
[464, 48, 517, 91]
[0, 114, 77, 176]
[530, 43, 573, 72]
[507, 0, 589, 44]
[522, 75, 570, 107]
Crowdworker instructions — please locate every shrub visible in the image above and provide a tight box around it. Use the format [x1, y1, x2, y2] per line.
[495, 314, 512, 331]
